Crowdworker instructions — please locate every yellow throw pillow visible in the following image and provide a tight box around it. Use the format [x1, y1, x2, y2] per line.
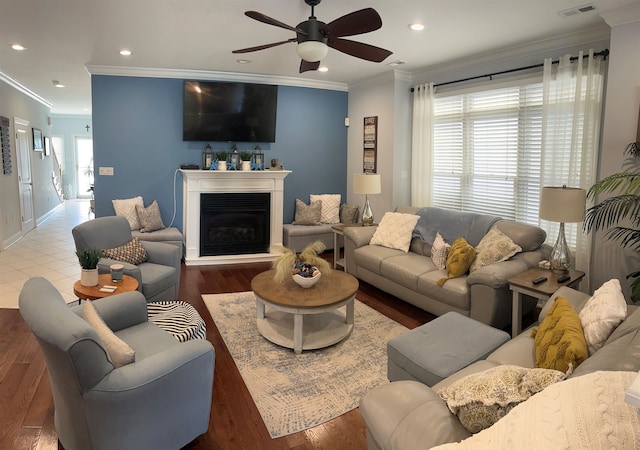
[532, 296, 588, 373]
[437, 237, 476, 287]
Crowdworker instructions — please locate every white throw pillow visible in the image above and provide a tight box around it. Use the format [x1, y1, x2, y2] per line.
[579, 278, 627, 355]
[370, 212, 420, 252]
[310, 194, 341, 224]
[83, 300, 135, 368]
[431, 232, 450, 270]
[112, 196, 144, 230]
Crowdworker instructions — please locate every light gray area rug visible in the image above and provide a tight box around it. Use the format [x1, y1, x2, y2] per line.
[202, 291, 408, 438]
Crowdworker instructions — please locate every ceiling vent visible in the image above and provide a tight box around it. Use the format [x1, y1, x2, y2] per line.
[558, 4, 596, 17]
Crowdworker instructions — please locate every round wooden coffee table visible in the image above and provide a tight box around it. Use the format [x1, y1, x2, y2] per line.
[73, 274, 139, 301]
[251, 269, 359, 354]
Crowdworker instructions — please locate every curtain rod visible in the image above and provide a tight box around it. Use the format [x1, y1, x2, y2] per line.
[411, 49, 609, 92]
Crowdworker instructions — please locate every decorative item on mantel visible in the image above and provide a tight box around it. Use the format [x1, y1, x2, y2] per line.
[240, 151, 252, 171]
[216, 151, 228, 171]
[229, 144, 240, 170]
[202, 144, 215, 170]
[252, 145, 265, 170]
[271, 241, 331, 287]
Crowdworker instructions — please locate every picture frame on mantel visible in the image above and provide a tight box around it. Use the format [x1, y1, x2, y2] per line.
[32, 128, 43, 151]
[363, 116, 377, 173]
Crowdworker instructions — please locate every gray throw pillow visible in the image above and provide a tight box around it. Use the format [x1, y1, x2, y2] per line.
[340, 204, 359, 224]
[135, 200, 165, 233]
[292, 199, 322, 225]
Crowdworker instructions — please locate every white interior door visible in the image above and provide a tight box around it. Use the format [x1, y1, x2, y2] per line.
[75, 137, 93, 198]
[14, 118, 35, 234]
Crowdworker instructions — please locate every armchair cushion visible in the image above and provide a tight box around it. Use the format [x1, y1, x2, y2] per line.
[102, 237, 148, 265]
[83, 300, 135, 368]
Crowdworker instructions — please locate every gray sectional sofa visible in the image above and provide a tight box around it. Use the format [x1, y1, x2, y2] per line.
[343, 206, 547, 328]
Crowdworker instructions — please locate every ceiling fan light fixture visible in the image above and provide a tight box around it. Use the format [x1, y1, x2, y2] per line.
[296, 41, 328, 62]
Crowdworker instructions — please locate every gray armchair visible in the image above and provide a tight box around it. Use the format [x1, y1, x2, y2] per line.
[19, 277, 215, 450]
[72, 216, 181, 302]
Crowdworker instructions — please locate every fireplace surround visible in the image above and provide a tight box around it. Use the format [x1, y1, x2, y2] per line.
[181, 170, 291, 265]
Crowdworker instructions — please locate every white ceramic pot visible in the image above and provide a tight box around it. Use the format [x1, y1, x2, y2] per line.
[242, 161, 251, 171]
[81, 268, 99, 287]
[218, 161, 227, 171]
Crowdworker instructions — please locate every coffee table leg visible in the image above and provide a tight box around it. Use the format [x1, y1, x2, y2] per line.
[293, 313, 303, 354]
[346, 298, 354, 325]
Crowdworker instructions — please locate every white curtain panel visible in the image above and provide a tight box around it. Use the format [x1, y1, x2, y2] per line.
[541, 49, 605, 291]
[411, 83, 435, 207]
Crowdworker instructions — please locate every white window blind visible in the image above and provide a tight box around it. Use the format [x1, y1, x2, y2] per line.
[432, 83, 544, 226]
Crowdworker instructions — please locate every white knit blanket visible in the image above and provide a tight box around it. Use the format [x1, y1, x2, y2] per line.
[433, 371, 640, 450]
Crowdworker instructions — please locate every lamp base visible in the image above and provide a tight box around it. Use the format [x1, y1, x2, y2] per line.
[549, 222, 571, 273]
[362, 195, 374, 226]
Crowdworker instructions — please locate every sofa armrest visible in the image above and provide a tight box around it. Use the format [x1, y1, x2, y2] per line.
[466, 250, 543, 289]
[344, 226, 377, 248]
[360, 380, 471, 450]
[71, 291, 148, 331]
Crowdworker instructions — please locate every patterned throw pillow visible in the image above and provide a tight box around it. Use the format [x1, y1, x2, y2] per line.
[292, 199, 322, 225]
[437, 237, 476, 286]
[112, 196, 144, 230]
[431, 232, 450, 270]
[339, 203, 359, 224]
[532, 296, 588, 373]
[135, 200, 165, 233]
[470, 225, 522, 272]
[370, 212, 420, 252]
[438, 365, 565, 433]
[102, 238, 148, 265]
[83, 300, 135, 368]
[310, 194, 341, 224]
[579, 279, 627, 355]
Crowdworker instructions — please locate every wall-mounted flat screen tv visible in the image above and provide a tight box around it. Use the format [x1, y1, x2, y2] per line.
[183, 81, 278, 143]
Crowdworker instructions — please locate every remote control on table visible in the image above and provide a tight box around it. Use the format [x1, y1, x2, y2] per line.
[532, 276, 547, 285]
[557, 274, 571, 283]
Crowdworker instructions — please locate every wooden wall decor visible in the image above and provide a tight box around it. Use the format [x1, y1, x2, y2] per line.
[363, 116, 377, 173]
[1, 116, 11, 175]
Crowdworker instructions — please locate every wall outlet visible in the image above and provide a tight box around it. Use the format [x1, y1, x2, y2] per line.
[99, 166, 114, 176]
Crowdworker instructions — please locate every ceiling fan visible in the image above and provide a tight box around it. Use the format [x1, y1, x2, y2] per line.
[232, 0, 393, 73]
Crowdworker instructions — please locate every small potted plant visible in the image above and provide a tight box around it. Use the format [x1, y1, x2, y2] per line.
[216, 151, 228, 171]
[240, 151, 252, 171]
[271, 241, 331, 286]
[76, 248, 101, 287]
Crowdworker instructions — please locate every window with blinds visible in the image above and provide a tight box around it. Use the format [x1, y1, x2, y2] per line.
[432, 83, 544, 226]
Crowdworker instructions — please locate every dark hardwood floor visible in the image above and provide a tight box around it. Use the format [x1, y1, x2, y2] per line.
[0, 254, 537, 449]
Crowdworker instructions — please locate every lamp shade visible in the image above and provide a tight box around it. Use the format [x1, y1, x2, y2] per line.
[354, 174, 381, 195]
[296, 41, 328, 62]
[539, 186, 586, 223]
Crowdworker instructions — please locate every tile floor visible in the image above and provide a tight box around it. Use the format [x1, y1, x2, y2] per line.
[0, 199, 93, 308]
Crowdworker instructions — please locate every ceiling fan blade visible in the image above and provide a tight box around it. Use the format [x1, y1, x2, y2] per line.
[232, 38, 297, 54]
[328, 38, 392, 63]
[245, 11, 307, 35]
[299, 60, 320, 73]
[322, 8, 382, 38]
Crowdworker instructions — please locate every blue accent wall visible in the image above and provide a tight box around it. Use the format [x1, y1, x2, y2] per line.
[91, 76, 348, 231]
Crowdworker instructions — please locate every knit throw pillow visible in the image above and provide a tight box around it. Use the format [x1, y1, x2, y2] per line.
[83, 300, 135, 368]
[437, 237, 476, 286]
[532, 296, 588, 373]
[310, 194, 341, 224]
[431, 232, 450, 270]
[135, 200, 165, 233]
[112, 196, 144, 230]
[292, 199, 322, 225]
[102, 238, 148, 265]
[369, 212, 420, 252]
[470, 225, 522, 272]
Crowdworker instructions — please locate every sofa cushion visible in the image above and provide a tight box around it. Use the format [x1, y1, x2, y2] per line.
[380, 253, 436, 291]
[353, 244, 404, 275]
[83, 300, 135, 368]
[112, 196, 144, 230]
[418, 272, 470, 311]
[469, 225, 521, 272]
[310, 194, 341, 224]
[569, 330, 640, 379]
[431, 232, 450, 270]
[438, 365, 565, 433]
[438, 237, 476, 287]
[292, 198, 322, 225]
[135, 200, 165, 233]
[102, 238, 148, 265]
[532, 296, 588, 373]
[579, 278, 627, 355]
[370, 212, 420, 252]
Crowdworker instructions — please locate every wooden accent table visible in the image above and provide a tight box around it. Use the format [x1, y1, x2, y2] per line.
[73, 274, 139, 301]
[508, 267, 585, 337]
[331, 223, 376, 270]
[251, 269, 359, 354]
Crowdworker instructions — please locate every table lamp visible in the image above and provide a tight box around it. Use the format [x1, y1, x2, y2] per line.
[354, 173, 381, 226]
[539, 185, 586, 273]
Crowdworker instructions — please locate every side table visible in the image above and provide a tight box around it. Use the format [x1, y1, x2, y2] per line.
[73, 274, 139, 302]
[508, 267, 585, 337]
[331, 223, 376, 270]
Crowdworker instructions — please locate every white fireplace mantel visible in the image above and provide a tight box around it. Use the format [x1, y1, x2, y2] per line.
[181, 169, 291, 265]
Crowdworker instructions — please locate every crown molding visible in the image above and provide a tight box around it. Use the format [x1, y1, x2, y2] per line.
[85, 65, 348, 92]
[0, 71, 52, 109]
[600, 3, 640, 27]
[348, 69, 412, 91]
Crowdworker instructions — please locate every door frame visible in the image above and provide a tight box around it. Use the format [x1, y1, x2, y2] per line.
[14, 117, 36, 235]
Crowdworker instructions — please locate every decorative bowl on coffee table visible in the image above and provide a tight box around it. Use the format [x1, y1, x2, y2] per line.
[292, 269, 321, 288]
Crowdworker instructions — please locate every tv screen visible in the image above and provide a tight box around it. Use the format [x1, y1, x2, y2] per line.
[183, 81, 278, 143]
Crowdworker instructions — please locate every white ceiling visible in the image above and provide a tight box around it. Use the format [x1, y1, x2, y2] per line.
[0, 0, 635, 115]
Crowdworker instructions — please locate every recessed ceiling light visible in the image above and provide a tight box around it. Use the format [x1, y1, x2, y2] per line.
[408, 23, 425, 31]
[119, 49, 132, 56]
[52, 80, 65, 88]
[318, 66, 329, 72]
[11, 43, 26, 51]
[236, 59, 251, 64]
[387, 60, 407, 67]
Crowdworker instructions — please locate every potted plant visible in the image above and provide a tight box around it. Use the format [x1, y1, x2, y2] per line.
[271, 241, 331, 285]
[76, 248, 101, 287]
[584, 143, 640, 301]
[240, 151, 252, 171]
[216, 151, 228, 171]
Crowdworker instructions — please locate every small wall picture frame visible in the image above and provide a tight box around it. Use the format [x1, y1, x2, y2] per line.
[32, 128, 43, 151]
[44, 136, 51, 156]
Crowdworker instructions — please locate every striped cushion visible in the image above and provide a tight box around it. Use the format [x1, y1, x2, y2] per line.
[147, 301, 206, 342]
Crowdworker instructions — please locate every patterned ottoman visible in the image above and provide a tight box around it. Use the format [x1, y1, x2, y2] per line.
[147, 300, 206, 342]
